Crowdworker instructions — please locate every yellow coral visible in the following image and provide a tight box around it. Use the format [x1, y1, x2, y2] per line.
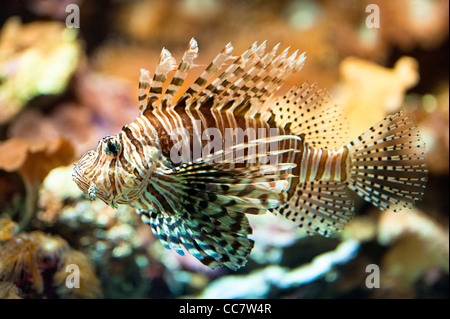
[334, 56, 419, 141]
[0, 217, 18, 241]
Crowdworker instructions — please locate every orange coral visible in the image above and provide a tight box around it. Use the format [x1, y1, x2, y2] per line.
[0, 138, 74, 229]
[0, 17, 81, 124]
[334, 56, 419, 141]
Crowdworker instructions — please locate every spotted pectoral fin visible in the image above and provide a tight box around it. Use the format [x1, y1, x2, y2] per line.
[140, 208, 252, 269]
[164, 163, 284, 269]
[276, 180, 354, 237]
[180, 208, 254, 270]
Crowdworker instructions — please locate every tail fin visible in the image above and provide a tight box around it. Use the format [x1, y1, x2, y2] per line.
[345, 111, 428, 212]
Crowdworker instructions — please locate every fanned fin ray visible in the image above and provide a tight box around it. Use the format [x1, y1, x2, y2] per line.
[139, 39, 307, 124]
[136, 137, 297, 269]
[269, 82, 349, 149]
[345, 111, 428, 212]
[276, 180, 354, 237]
[165, 38, 199, 106]
[138, 69, 152, 112]
[144, 48, 177, 112]
[184, 42, 234, 104]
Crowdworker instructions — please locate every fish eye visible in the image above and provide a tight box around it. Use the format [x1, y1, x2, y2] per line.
[104, 137, 121, 157]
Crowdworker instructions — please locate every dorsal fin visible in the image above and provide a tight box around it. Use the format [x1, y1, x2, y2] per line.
[139, 39, 307, 120]
[188, 42, 258, 108]
[212, 43, 277, 110]
[184, 42, 234, 105]
[138, 68, 152, 112]
[143, 48, 177, 112]
[164, 38, 199, 107]
[212, 46, 306, 116]
[268, 83, 349, 149]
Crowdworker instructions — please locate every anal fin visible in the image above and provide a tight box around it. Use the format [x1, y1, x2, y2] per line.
[277, 180, 354, 237]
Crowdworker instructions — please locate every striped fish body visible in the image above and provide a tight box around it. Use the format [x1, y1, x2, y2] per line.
[73, 39, 427, 270]
[134, 103, 350, 201]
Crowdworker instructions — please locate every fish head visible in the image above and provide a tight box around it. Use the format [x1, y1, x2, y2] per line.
[72, 133, 151, 208]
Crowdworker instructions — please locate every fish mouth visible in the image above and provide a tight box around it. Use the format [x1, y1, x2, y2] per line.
[72, 166, 112, 205]
[72, 163, 90, 194]
[72, 151, 110, 202]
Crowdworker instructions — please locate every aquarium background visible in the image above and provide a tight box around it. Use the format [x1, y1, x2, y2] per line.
[0, 0, 448, 299]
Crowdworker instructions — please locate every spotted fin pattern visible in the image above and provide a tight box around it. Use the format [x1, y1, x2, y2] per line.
[270, 83, 349, 149]
[277, 180, 354, 237]
[345, 111, 428, 212]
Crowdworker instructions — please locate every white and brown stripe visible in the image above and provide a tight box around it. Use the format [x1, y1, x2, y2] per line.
[299, 143, 350, 183]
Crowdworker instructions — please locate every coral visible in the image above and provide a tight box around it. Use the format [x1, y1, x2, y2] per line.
[0, 217, 18, 242]
[333, 56, 419, 141]
[377, 208, 449, 267]
[0, 231, 68, 296]
[376, 0, 449, 50]
[74, 71, 138, 139]
[414, 86, 450, 174]
[0, 282, 22, 299]
[39, 185, 153, 298]
[0, 18, 81, 124]
[197, 240, 360, 298]
[340, 215, 377, 243]
[0, 225, 101, 298]
[378, 234, 446, 298]
[0, 138, 74, 230]
[37, 165, 84, 224]
[53, 250, 102, 298]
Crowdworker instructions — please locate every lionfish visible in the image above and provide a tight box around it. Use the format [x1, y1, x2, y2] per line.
[73, 39, 427, 270]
